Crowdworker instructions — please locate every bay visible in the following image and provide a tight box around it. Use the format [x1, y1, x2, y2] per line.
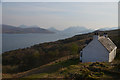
[2, 33, 77, 53]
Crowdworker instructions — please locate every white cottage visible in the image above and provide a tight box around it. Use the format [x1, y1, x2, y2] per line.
[80, 33, 117, 62]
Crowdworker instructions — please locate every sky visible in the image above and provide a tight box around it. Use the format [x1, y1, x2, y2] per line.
[2, 2, 118, 30]
[2, 0, 119, 2]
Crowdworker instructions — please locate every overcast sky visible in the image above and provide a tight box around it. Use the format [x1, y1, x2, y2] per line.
[2, 2, 118, 30]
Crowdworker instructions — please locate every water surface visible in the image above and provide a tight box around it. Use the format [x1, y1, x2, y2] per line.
[2, 33, 77, 53]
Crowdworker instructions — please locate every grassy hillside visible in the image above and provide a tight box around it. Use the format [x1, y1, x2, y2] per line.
[3, 55, 120, 79]
[2, 29, 120, 79]
[24, 59, 120, 79]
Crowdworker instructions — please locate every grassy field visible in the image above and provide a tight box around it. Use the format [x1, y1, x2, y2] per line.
[2, 55, 120, 80]
[22, 57, 120, 79]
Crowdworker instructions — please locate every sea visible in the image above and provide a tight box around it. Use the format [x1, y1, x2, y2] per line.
[2, 33, 79, 53]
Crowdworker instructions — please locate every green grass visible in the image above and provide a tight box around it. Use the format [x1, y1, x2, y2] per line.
[24, 57, 80, 78]
[25, 60, 120, 79]
[25, 73, 49, 78]
[3, 56, 120, 80]
[53, 58, 80, 67]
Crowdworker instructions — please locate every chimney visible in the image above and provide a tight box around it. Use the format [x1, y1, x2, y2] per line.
[93, 32, 99, 40]
[103, 33, 108, 37]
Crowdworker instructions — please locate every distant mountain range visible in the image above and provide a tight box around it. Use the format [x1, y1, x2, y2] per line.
[47, 27, 60, 33]
[2, 24, 93, 34]
[48, 26, 93, 35]
[2, 24, 118, 34]
[2, 24, 54, 34]
[62, 26, 93, 34]
[18, 25, 39, 28]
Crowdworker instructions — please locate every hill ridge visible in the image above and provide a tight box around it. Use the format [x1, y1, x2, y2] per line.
[2, 24, 54, 34]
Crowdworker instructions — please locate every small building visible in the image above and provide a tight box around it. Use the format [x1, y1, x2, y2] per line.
[80, 33, 117, 62]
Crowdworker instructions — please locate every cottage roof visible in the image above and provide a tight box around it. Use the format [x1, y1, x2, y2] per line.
[98, 37, 117, 52]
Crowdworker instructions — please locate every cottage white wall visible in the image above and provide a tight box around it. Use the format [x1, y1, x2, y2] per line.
[109, 47, 117, 62]
[82, 39, 109, 62]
